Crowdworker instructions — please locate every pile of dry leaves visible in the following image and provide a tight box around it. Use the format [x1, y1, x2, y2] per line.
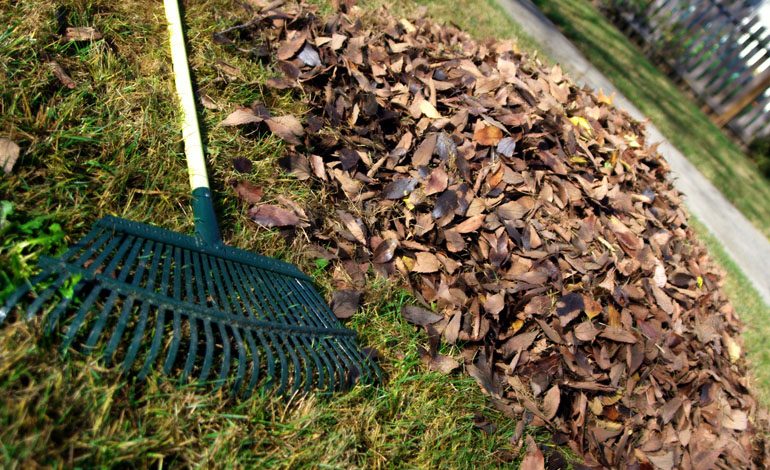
[216, 1, 768, 467]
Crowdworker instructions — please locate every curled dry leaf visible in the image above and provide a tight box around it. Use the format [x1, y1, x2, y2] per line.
[337, 210, 367, 245]
[47, 61, 76, 89]
[64, 26, 102, 41]
[542, 385, 561, 420]
[418, 99, 442, 119]
[419, 346, 461, 374]
[0, 138, 20, 175]
[248, 204, 300, 227]
[383, 178, 418, 199]
[520, 436, 545, 470]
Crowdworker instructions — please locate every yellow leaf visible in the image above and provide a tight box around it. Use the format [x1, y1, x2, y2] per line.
[510, 319, 524, 334]
[589, 397, 603, 415]
[624, 134, 640, 148]
[570, 155, 588, 164]
[597, 88, 614, 105]
[569, 115, 593, 137]
[419, 100, 442, 119]
[697, 276, 704, 288]
[401, 255, 415, 271]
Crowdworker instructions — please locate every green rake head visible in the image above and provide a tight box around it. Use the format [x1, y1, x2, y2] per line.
[1, 211, 382, 396]
[1, 0, 381, 398]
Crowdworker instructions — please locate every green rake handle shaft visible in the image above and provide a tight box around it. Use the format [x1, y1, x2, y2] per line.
[164, 0, 221, 246]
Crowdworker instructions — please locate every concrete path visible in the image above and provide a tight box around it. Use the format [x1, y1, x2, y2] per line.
[497, 0, 770, 306]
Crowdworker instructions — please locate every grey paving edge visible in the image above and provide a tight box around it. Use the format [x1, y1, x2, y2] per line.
[497, 0, 770, 306]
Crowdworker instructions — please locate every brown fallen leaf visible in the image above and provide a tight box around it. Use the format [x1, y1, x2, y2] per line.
[419, 346, 461, 374]
[0, 138, 20, 175]
[473, 124, 503, 146]
[248, 204, 300, 227]
[64, 26, 102, 42]
[47, 61, 76, 89]
[233, 180, 264, 204]
[520, 436, 545, 470]
[574, 321, 599, 342]
[453, 214, 484, 234]
[418, 99, 442, 119]
[266, 115, 304, 145]
[412, 252, 441, 273]
[337, 210, 366, 245]
[373, 238, 398, 264]
[222, 107, 265, 126]
[542, 385, 560, 420]
[402, 305, 443, 326]
[331, 289, 361, 319]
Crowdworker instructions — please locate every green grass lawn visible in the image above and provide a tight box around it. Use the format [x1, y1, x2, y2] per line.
[532, 0, 770, 240]
[0, 0, 553, 467]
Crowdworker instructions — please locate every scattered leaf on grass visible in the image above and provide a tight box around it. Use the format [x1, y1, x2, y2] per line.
[520, 436, 545, 470]
[331, 290, 361, 319]
[248, 204, 299, 227]
[266, 115, 304, 145]
[47, 61, 76, 89]
[222, 107, 264, 126]
[64, 26, 102, 41]
[232, 157, 253, 173]
[1, 138, 20, 175]
[233, 181, 263, 204]
[402, 305, 442, 326]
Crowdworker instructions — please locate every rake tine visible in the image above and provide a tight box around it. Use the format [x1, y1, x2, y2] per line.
[60, 236, 138, 350]
[137, 307, 167, 381]
[229, 326, 247, 395]
[174, 250, 196, 383]
[203, 254, 234, 389]
[4, 229, 106, 323]
[86, 239, 155, 351]
[194, 252, 217, 384]
[277, 276, 358, 388]
[215, 259, 257, 394]
[228, 262, 276, 395]
[198, 319, 215, 384]
[108, 244, 164, 371]
[135, 244, 175, 380]
[242, 330, 261, 396]
[2, 267, 58, 322]
[244, 266, 325, 393]
[44, 233, 125, 332]
[163, 310, 184, 376]
[239, 266, 302, 394]
[180, 248, 198, 382]
[20, 233, 109, 326]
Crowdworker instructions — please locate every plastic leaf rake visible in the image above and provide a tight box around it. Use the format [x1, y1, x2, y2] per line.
[0, 0, 380, 397]
[1, 217, 381, 396]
